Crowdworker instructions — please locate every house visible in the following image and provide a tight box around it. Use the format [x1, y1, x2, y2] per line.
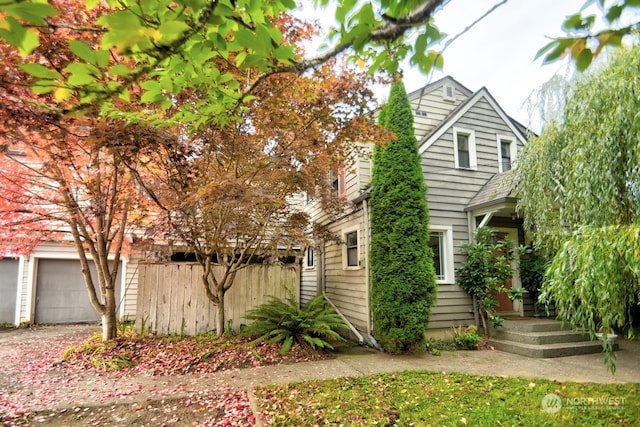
[300, 76, 531, 342]
[0, 244, 139, 325]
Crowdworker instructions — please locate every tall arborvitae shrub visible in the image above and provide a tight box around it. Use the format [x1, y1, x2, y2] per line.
[370, 80, 437, 354]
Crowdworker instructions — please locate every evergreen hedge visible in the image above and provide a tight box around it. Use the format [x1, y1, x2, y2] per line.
[369, 80, 437, 353]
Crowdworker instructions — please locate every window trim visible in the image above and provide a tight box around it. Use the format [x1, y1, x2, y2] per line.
[496, 134, 517, 173]
[305, 247, 315, 269]
[329, 168, 346, 197]
[443, 84, 456, 101]
[429, 225, 455, 284]
[342, 226, 360, 269]
[453, 127, 477, 170]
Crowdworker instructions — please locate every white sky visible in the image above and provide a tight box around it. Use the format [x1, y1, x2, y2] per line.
[415, 0, 592, 129]
[302, 0, 607, 132]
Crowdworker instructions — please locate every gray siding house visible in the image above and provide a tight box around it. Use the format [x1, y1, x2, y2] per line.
[301, 76, 530, 341]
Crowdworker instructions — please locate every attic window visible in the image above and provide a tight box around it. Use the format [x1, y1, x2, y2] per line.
[443, 84, 455, 101]
[415, 109, 427, 117]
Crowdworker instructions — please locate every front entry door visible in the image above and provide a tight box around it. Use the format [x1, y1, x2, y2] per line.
[494, 228, 520, 314]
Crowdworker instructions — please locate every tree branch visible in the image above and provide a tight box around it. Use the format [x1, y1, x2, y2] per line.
[438, 0, 509, 56]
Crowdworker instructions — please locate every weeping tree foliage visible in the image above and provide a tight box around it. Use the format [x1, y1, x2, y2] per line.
[517, 45, 640, 371]
[370, 80, 437, 354]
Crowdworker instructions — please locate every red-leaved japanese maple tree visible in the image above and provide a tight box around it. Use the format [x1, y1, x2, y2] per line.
[0, 0, 159, 340]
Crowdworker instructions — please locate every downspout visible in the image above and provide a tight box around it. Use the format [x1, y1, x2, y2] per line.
[321, 237, 364, 345]
[322, 292, 364, 345]
[468, 211, 480, 329]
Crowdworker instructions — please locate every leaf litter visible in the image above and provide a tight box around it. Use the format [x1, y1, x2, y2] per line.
[0, 324, 328, 426]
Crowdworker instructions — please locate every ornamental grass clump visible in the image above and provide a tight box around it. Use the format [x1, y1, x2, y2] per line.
[242, 294, 348, 354]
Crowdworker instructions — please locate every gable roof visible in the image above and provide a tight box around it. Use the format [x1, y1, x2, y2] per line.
[417, 86, 529, 155]
[465, 171, 518, 212]
[407, 75, 473, 102]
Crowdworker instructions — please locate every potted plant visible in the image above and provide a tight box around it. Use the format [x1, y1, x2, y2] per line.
[595, 325, 618, 344]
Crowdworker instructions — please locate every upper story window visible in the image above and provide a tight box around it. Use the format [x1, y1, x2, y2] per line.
[443, 84, 456, 101]
[329, 168, 346, 197]
[344, 230, 359, 268]
[428, 225, 454, 284]
[497, 135, 517, 172]
[453, 127, 477, 170]
[458, 134, 470, 167]
[306, 247, 315, 268]
[500, 140, 512, 171]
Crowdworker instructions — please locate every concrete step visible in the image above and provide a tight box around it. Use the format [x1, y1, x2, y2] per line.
[493, 329, 589, 345]
[488, 339, 608, 358]
[496, 319, 571, 333]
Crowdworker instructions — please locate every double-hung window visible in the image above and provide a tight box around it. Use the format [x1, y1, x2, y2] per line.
[429, 232, 445, 281]
[453, 127, 476, 170]
[329, 168, 346, 197]
[457, 133, 470, 168]
[497, 135, 517, 172]
[344, 230, 359, 268]
[428, 225, 454, 283]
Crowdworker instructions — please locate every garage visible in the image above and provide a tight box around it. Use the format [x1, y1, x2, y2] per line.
[0, 258, 19, 324]
[35, 259, 121, 324]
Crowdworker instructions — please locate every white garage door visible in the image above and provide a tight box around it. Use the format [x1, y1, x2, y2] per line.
[0, 258, 19, 323]
[35, 259, 121, 324]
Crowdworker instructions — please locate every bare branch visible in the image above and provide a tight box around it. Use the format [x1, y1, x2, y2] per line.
[438, 0, 509, 56]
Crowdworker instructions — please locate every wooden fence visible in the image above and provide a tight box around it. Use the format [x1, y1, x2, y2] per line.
[136, 263, 300, 336]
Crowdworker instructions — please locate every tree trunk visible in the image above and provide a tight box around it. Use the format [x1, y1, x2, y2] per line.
[102, 312, 117, 341]
[102, 285, 118, 341]
[480, 310, 489, 339]
[215, 289, 225, 337]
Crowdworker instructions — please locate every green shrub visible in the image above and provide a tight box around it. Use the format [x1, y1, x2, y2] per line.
[370, 81, 437, 354]
[451, 325, 481, 350]
[457, 227, 515, 338]
[241, 294, 348, 354]
[519, 245, 549, 310]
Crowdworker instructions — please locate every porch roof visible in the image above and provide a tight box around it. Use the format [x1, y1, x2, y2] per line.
[465, 171, 519, 212]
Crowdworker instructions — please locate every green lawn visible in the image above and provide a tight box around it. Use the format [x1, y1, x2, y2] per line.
[256, 371, 637, 426]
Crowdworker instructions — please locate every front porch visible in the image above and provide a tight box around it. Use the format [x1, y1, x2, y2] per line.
[466, 171, 529, 318]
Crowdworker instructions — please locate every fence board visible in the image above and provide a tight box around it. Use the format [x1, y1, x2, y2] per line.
[147, 264, 158, 332]
[156, 266, 168, 335]
[184, 265, 196, 336]
[137, 263, 300, 335]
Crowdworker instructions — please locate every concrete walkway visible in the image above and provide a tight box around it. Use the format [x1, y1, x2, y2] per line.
[2, 325, 638, 414]
[195, 338, 640, 389]
[64, 337, 639, 410]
